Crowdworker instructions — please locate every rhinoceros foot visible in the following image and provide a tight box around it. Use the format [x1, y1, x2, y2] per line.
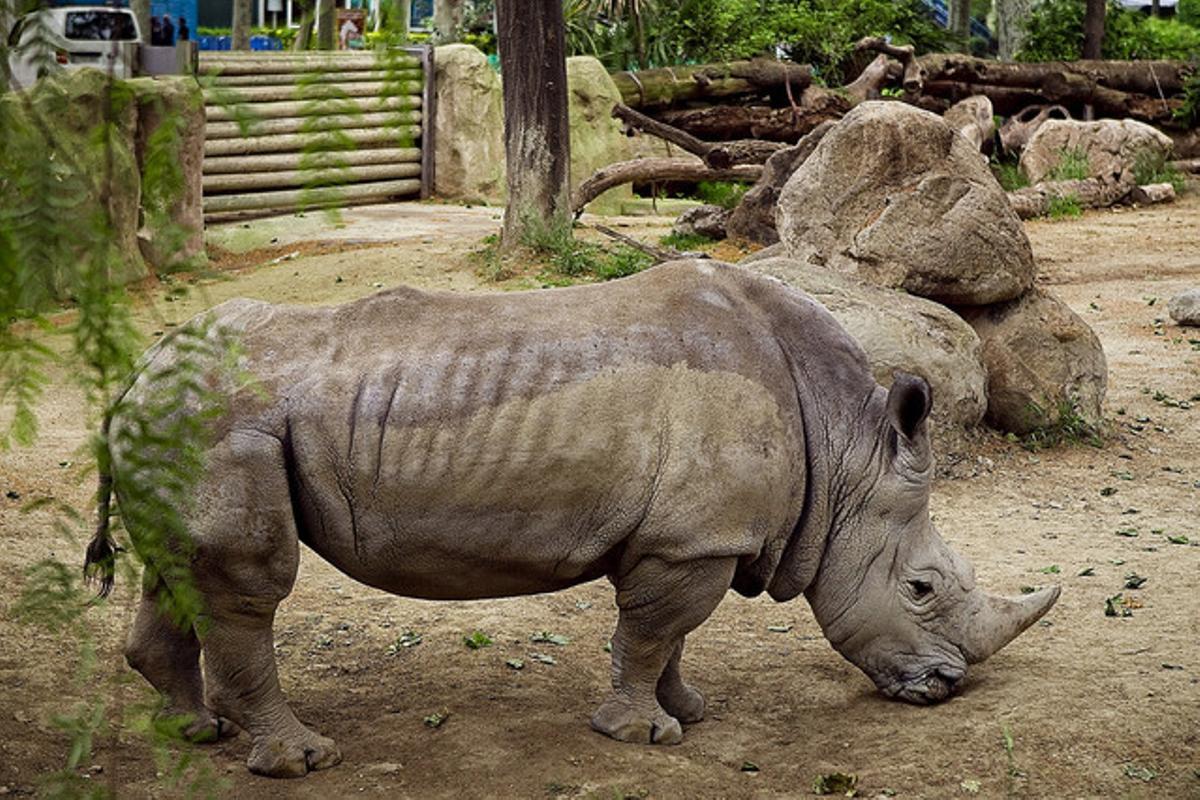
[657, 678, 706, 724]
[246, 726, 342, 778]
[591, 697, 683, 745]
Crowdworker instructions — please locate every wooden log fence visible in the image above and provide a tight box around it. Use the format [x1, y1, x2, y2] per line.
[200, 47, 434, 217]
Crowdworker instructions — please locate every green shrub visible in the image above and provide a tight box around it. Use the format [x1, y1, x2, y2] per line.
[695, 180, 751, 210]
[1181, 0, 1200, 26]
[1019, 0, 1200, 61]
[1046, 194, 1083, 219]
[1132, 149, 1186, 194]
[1046, 147, 1091, 181]
[991, 157, 1030, 191]
[660, 231, 717, 250]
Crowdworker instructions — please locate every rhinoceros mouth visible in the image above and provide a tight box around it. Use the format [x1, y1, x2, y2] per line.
[886, 666, 966, 705]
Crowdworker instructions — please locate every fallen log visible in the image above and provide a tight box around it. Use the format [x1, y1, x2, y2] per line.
[572, 158, 761, 216]
[916, 55, 1194, 98]
[611, 59, 812, 110]
[922, 79, 1182, 124]
[1172, 158, 1200, 174]
[612, 103, 785, 167]
[1006, 176, 1133, 219]
[657, 100, 847, 143]
[856, 36, 922, 95]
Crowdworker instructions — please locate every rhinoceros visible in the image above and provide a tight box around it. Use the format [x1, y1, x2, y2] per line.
[86, 259, 1059, 777]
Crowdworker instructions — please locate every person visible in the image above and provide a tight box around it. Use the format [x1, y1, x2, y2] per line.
[149, 16, 163, 46]
[161, 13, 175, 46]
[177, 16, 189, 41]
[339, 16, 357, 49]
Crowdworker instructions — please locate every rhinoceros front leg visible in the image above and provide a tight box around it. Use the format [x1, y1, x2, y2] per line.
[591, 557, 735, 745]
[656, 640, 705, 724]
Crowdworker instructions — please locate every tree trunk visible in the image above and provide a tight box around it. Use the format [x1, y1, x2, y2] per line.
[1007, 176, 1133, 219]
[132, 0, 151, 49]
[434, 0, 465, 42]
[496, 0, 572, 245]
[995, 0, 1033, 60]
[391, 0, 409, 38]
[612, 104, 785, 167]
[293, 9, 314, 50]
[949, 0, 972, 43]
[232, 0, 252, 50]
[1083, 0, 1106, 61]
[916, 55, 1192, 97]
[316, 0, 334, 50]
[572, 159, 762, 216]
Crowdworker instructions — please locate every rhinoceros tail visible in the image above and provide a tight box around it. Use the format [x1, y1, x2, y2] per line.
[84, 409, 118, 599]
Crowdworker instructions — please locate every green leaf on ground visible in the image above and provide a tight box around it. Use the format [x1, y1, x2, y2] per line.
[530, 652, 557, 665]
[1116, 527, 1139, 537]
[1100, 486, 1117, 496]
[530, 632, 571, 646]
[423, 711, 449, 728]
[740, 761, 760, 773]
[812, 772, 857, 795]
[505, 658, 525, 670]
[1124, 573, 1148, 589]
[463, 631, 493, 649]
[960, 779, 981, 794]
[386, 631, 422, 654]
[1039, 565, 1061, 574]
[1167, 534, 1190, 545]
[1105, 594, 1133, 617]
[1123, 763, 1156, 781]
[1078, 567, 1096, 577]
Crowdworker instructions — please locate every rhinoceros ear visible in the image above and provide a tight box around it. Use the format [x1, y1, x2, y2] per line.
[886, 372, 932, 442]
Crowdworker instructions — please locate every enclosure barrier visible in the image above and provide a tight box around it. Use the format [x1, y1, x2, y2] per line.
[199, 47, 434, 216]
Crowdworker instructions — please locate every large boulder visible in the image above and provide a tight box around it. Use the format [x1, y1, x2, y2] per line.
[0, 68, 145, 300]
[776, 101, 1034, 306]
[127, 76, 206, 272]
[433, 44, 506, 203]
[943, 95, 994, 153]
[566, 56, 632, 213]
[726, 121, 833, 245]
[958, 289, 1107, 436]
[743, 256, 988, 445]
[1020, 119, 1174, 185]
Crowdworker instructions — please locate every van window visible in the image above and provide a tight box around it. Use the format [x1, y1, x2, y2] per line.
[64, 11, 138, 41]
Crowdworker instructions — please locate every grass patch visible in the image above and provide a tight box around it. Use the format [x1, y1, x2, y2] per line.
[1014, 398, 1103, 450]
[473, 219, 655, 286]
[695, 180, 751, 210]
[1132, 149, 1186, 194]
[1046, 146, 1091, 181]
[659, 231, 716, 251]
[1045, 193, 1083, 219]
[991, 155, 1029, 191]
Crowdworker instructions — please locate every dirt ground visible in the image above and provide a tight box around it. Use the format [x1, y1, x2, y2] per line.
[1, 194, 1198, 799]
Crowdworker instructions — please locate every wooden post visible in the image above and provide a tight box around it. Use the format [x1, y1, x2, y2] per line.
[495, 0, 571, 246]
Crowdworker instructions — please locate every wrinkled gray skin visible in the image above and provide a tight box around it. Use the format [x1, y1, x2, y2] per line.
[108, 260, 1059, 777]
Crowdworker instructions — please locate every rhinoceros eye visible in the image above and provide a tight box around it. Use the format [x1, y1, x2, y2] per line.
[908, 579, 934, 599]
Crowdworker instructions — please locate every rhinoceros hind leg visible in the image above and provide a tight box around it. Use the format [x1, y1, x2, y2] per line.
[656, 641, 705, 724]
[125, 581, 222, 742]
[190, 433, 341, 777]
[591, 557, 734, 745]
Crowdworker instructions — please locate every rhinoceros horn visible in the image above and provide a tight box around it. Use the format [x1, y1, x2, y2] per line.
[960, 586, 1060, 664]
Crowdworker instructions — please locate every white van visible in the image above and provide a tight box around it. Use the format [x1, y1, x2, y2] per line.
[7, 6, 142, 90]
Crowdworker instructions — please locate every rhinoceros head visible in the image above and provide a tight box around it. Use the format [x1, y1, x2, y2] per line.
[806, 373, 1060, 704]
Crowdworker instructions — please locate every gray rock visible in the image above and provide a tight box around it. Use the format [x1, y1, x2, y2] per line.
[1168, 288, 1200, 326]
[744, 256, 987, 445]
[1021, 119, 1174, 185]
[672, 204, 730, 240]
[943, 95, 994, 153]
[958, 289, 1107, 435]
[566, 56, 632, 212]
[776, 102, 1034, 306]
[737, 242, 787, 265]
[726, 121, 834, 245]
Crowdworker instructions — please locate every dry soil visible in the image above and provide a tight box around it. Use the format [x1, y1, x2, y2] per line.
[1, 196, 1198, 799]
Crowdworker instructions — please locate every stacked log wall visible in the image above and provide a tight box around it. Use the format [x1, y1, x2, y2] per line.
[199, 49, 434, 217]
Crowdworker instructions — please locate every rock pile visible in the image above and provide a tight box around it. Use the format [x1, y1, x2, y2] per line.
[737, 101, 1108, 447]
